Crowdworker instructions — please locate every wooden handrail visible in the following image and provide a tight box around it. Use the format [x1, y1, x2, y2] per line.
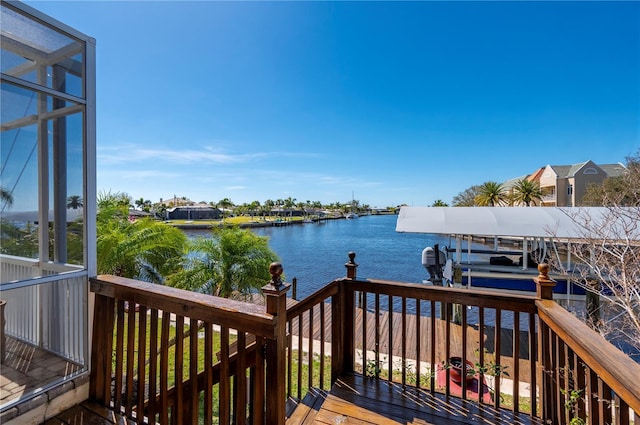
[286, 279, 339, 318]
[537, 299, 640, 413]
[90, 275, 277, 338]
[348, 278, 538, 313]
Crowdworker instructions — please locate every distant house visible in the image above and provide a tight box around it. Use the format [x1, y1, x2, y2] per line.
[166, 205, 221, 220]
[509, 160, 626, 207]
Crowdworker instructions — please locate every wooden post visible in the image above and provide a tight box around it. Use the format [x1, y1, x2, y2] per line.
[89, 293, 115, 405]
[535, 263, 556, 300]
[292, 277, 297, 301]
[345, 251, 358, 279]
[262, 262, 290, 425]
[535, 263, 557, 423]
[585, 278, 600, 329]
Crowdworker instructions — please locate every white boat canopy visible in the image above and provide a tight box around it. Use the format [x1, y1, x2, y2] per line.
[396, 206, 640, 241]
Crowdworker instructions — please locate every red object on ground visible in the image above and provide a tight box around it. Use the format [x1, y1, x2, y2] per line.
[435, 366, 493, 403]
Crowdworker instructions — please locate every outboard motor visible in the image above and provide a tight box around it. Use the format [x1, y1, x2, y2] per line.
[422, 245, 446, 282]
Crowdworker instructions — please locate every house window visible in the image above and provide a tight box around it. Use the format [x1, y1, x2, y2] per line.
[583, 167, 598, 175]
[568, 184, 573, 195]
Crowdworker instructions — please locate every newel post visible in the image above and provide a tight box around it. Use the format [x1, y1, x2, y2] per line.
[535, 263, 556, 300]
[332, 252, 357, 382]
[262, 262, 290, 425]
[345, 251, 358, 279]
[534, 263, 557, 423]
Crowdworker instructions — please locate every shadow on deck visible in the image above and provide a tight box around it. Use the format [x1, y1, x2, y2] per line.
[287, 374, 542, 425]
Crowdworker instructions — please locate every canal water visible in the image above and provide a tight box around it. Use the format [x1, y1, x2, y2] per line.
[182, 215, 638, 361]
[184, 214, 446, 300]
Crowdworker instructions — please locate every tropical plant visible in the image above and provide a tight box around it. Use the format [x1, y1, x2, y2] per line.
[97, 191, 186, 283]
[432, 199, 448, 207]
[67, 195, 83, 209]
[168, 226, 279, 298]
[511, 179, 543, 206]
[475, 181, 507, 206]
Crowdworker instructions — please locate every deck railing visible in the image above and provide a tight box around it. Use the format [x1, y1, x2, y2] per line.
[89, 274, 280, 425]
[88, 254, 640, 425]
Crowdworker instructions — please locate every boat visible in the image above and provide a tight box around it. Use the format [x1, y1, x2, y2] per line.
[346, 191, 359, 219]
[395, 206, 636, 297]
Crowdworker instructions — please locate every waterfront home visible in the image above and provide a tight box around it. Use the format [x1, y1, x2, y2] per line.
[166, 205, 222, 221]
[504, 160, 627, 207]
[1, 3, 638, 424]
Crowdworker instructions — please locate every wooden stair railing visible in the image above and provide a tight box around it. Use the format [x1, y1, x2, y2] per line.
[535, 265, 640, 424]
[89, 274, 279, 425]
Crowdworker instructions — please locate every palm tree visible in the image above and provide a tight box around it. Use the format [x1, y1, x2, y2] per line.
[475, 181, 507, 206]
[97, 192, 186, 283]
[1, 187, 14, 210]
[217, 198, 233, 221]
[134, 197, 152, 211]
[432, 200, 449, 207]
[67, 195, 83, 209]
[168, 226, 279, 298]
[248, 200, 260, 220]
[512, 179, 543, 206]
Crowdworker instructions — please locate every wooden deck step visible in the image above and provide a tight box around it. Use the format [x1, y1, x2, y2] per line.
[45, 400, 134, 424]
[299, 373, 543, 425]
[286, 387, 330, 425]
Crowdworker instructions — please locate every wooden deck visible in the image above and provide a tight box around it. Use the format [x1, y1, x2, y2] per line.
[287, 374, 542, 425]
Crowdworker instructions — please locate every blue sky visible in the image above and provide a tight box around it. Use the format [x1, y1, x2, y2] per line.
[25, 1, 640, 208]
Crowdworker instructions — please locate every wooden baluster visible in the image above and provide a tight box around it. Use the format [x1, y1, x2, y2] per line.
[494, 308, 502, 410]
[445, 302, 451, 396]
[528, 311, 537, 417]
[252, 336, 265, 425]
[219, 326, 230, 424]
[263, 262, 291, 425]
[308, 307, 314, 388]
[320, 301, 326, 388]
[297, 314, 303, 399]
[513, 311, 520, 414]
[374, 293, 380, 380]
[479, 307, 485, 404]
[204, 322, 213, 425]
[235, 331, 247, 425]
[174, 316, 184, 425]
[148, 308, 159, 423]
[114, 300, 125, 413]
[287, 316, 293, 398]
[137, 306, 147, 424]
[160, 311, 170, 425]
[388, 294, 393, 381]
[430, 300, 436, 393]
[125, 306, 136, 417]
[189, 319, 199, 425]
[362, 291, 368, 378]
[401, 296, 407, 387]
[461, 302, 468, 400]
[415, 299, 421, 388]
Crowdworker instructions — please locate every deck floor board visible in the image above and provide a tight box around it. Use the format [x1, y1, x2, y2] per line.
[291, 374, 543, 425]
